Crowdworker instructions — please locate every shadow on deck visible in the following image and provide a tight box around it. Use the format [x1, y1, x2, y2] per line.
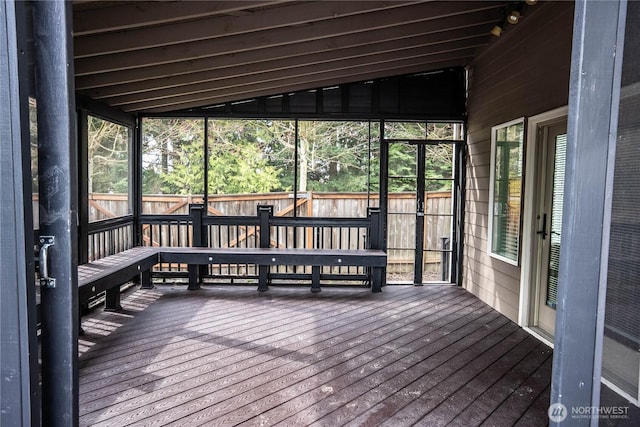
[78, 285, 552, 426]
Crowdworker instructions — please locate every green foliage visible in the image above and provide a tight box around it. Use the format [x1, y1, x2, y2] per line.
[385, 121, 457, 192]
[142, 118, 204, 195]
[299, 121, 377, 192]
[30, 99, 460, 205]
[388, 143, 417, 192]
[208, 119, 292, 194]
[134, 117, 458, 197]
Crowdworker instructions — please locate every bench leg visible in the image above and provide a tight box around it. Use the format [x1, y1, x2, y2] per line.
[258, 265, 269, 292]
[311, 266, 321, 293]
[104, 286, 122, 311]
[371, 267, 383, 293]
[188, 264, 201, 290]
[139, 269, 154, 289]
[79, 302, 88, 336]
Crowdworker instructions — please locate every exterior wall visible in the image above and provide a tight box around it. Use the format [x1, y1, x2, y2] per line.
[463, 1, 574, 322]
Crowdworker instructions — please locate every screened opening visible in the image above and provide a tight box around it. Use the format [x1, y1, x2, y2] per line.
[207, 119, 296, 217]
[141, 118, 205, 215]
[87, 116, 132, 222]
[297, 120, 380, 217]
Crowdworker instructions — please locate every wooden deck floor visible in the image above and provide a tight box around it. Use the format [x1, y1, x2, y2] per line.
[78, 285, 553, 426]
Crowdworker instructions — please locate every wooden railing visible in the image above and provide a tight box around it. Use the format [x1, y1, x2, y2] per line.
[35, 191, 452, 279]
[86, 216, 135, 262]
[144, 204, 382, 288]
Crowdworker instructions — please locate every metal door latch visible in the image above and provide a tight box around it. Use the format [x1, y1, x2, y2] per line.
[39, 236, 56, 288]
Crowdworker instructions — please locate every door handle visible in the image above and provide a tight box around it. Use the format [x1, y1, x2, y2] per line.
[39, 236, 56, 288]
[536, 214, 548, 239]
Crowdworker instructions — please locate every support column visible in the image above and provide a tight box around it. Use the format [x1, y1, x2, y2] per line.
[551, 1, 626, 425]
[33, 1, 79, 425]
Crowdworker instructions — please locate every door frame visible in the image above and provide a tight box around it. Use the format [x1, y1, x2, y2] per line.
[380, 126, 463, 285]
[519, 106, 568, 347]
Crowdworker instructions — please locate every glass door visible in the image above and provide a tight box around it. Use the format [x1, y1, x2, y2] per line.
[534, 122, 567, 336]
[382, 121, 459, 284]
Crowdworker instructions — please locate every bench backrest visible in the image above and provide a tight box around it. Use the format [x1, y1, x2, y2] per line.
[189, 204, 383, 252]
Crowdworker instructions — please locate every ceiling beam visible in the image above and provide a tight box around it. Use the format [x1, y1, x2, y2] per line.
[100, 38, 487, 106]
[72, 1, 290, 36]
[74, 1, 418, 58]
[86, 26, 489, 99]
[74, 1, 502, 75]
[75, 7, 500, 90]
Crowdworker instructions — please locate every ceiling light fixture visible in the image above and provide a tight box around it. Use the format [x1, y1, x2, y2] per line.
[490, 24, 504, 37]
[507, 10, 521, 24]
[491, 1, 537, 37]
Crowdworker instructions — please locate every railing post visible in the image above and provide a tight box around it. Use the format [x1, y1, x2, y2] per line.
[440, 237, 450, 282]
[188, 204, 206, 290]
[257, 205, 273, 291]
[190, 204, 206, 248]
[368, 207, 382, 250]
[368, 207, 385, 292]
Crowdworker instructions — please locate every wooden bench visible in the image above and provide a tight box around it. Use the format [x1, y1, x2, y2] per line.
[68, 204, 386, 320]
[160, 247, 387, 293]
[77, 246, 158, 311]
[180, 204, 387, 293]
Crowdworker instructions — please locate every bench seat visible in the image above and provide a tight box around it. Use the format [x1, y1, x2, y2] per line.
[74, 244, 386, 321]
[78, 246, 159, 310]
[159, 247, 387, 292]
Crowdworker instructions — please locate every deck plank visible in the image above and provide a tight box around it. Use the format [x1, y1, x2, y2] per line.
[78, 285, 553, 427]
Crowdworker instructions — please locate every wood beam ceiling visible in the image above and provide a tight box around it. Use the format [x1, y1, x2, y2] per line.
[72, 1, 508, 113]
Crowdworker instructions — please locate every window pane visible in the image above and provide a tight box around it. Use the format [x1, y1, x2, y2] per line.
[384, 120, 427, 139]
[207, 119, 296, 216]
[298, 120, 378, 217]
[141, 118, 204, 214]
[489, 119, 524, 264]
[88, 116, 131, 221]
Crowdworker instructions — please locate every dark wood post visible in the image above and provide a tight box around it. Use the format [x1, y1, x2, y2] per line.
[188, 204, 206, 290]
[257, 205, 273, 291]
[368, 207, 384, 292]
[368, 207, 382, 250]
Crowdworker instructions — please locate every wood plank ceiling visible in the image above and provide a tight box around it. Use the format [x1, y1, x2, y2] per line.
[72, 1, 512, 114]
